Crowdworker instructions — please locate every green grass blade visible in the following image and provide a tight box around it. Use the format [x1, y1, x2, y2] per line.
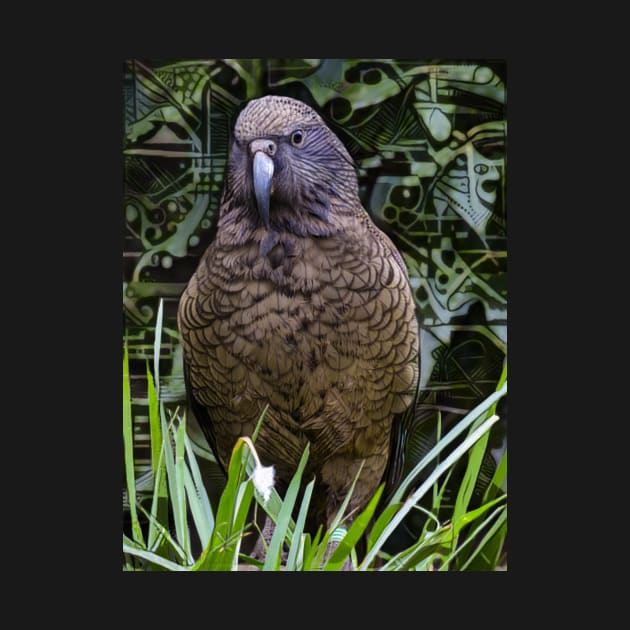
[123, 342, 145, 546]
[153, 298, 164, 399]
[452, 370, 507, 545]
[439, 503, 506, 571]
[174, 413, 191, 562]
[135, 504, 187, 562]
[201, 439, 250, 570]
[484, 448, 507, 503]
[451, 418, 492, 528]
[367, 501, 442, 567]
[215, 439, 249, 529]
[306, 463, 365, 570]
[452, 366, 507, 532]
[230, 481, 256, 570]
[311, 535, 331, 570]
[146, 361, 162, 473]
[459, 504, 507, 570]
[192, 528, 252, 571]
[380, 525, 453, 571]
[183, 428, 214, 548]
[146, 298, 170, 550]
[145, 454, 171, 557]
[328, 460, 365, 535]
[324, 484, 384, 571]
[496, 357, 507, 391]
[390, 382, 507, 505]
[123, 541, 188, 571]
[302, 525, 323, 571]
[432, 465, 455, 515]
[307, 462, 366, 570]
[193, 540, 228, 572]
[251, 404, 269, 442]
[146, 365, 169, 551]
[431, 410, 443, 507]
[361, 413, 500, 569]
[285, 477, 315, 571]
[452, 494, 506, 538]
[368, 503, 402, 553]
[199, 479, 256, 571]
[160, 409, 185, 556]
[263, 443, 310, 571]
[461, 508, 507, 571]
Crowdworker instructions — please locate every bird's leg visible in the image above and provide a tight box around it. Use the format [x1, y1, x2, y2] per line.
[321, 526, 354, 571]
[323, 540, 353, 571]
[250, 514, 291, 567]
[250, 513, 276, 562]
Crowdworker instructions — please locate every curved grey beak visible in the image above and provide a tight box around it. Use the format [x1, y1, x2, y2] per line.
[253, 151, 274, 229]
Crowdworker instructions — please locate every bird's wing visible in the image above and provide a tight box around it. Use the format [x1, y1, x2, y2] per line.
[364, 217, 420, 509]
[364, 216, 411, 281]
[379, 376, 420, 509]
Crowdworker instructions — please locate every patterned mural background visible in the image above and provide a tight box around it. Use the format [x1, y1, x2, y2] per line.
[122, 58, 507, 539]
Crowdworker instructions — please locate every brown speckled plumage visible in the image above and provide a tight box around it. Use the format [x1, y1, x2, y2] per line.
[178, 95, 419, 537]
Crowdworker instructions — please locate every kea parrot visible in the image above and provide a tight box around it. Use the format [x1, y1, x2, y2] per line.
[178, 94, 420, 565]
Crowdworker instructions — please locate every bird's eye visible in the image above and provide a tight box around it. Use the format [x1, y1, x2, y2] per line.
[290, 130, 305, 147]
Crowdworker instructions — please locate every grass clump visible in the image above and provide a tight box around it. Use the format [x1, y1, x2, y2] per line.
[123, 302, 507, 571]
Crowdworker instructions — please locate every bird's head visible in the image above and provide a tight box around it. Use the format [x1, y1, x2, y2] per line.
[223, 95, 359, 233]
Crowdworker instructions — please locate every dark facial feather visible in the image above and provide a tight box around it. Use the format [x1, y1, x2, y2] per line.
[221, 96, 359, 237]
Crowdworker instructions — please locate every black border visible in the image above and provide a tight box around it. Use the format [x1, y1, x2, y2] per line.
[25, 11, 584, 616]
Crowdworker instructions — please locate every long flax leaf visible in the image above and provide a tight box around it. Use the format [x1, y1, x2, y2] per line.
[484, 448, 507, 503]
[263, 443, 310, 571]
[160, 408, 186, 559]
[438, 503, 506, 571]
[390, 383, 506, 505]
[380, 526, 453, 571]
[361, 413, 500, 569]
[146, 361, 162, 474]
[308, 462, 365, 570]
[146, 476, 168, 554]
[123, 542, 188, 571]
[452, 494, 506, 538]
[136, 504, 187, 562]
[192, 531, 245, 571]
[432, 410, 443, 507]
[302, 525, 324, 571]
[328, 460, 365, 535]
[452, 421, 492, 528]
[248, 408, 297, 541]
[230, 481, 256, 570]
[458, 506, 507, 570]
[123, 343, 144, 546]
[174, 414, 191, 563]
[202, 440, 250, 570]
[285, 478, 315, 571]
[146, 366, 169, 551]
[324, 484, 384, 571]
[147, 298, 169, 549]
[368, 503, 402, 552]
[452, 365, 507, 526]
[183, 434, 214, 548]
[153, 298, 164, 399]
[251, 404, 269, 442]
